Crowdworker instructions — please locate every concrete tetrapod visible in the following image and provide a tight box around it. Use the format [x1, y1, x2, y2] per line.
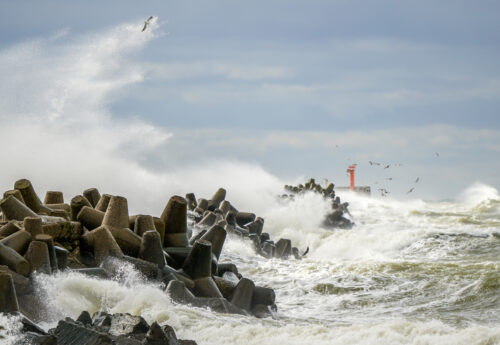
[100, 196, 141, 256]
[35, 234, 58, 273]
[274, 238, 292, 258]
[44, 191, 64, 205]
[14, 179, 52, 215]
[134, 215, 156, 237]
[252, 286, 276, 306]
[165, 280, 195, 304]
[213, 276, 238, 299]
[0, 230, 32, 254]
[0, 221, 21, 237]
[185, 193, 197, 211]
[261, 242, 275, 258]
[161, 196, 188, 247]
[0, 272, 19, 313]
[182, 240, 212, 280]
[95, 194, 112, 212]
[0, 265, 31, 296]
[24, 240, 51, 275]
[225, 211, 237, 227]
[102, 196, 129, 229]
[23, 216, 43, 237]
[3, 189, 25, 204]
[199, 225, 227, 260]
[0, 195, 38, 221]
[246, 217, 264, 236]
[219, 200, 238, 216]
[196, 198, 208, 212]
[77, 206, 104, 230]
[197, 212, 217, 228]
[0, 242, 30, 276]
[235, 212, 256, 227]
[192, 277, 224, 298]
[230, 277, 255, 312]
[108, 227, 141, 257]
[70, 195, 92, 221]
[91, 226, 124, 265]
[83, 188, 101, 208]
[139, 230, 166, 269]
[208, 188, 226, 210]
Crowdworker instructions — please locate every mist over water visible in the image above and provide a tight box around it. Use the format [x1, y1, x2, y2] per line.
[1, 20, 500, 345]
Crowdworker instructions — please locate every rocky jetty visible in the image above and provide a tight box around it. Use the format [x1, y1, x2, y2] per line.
[0, 179, 290, 344]
[0, 179, 282, 344]
[283, 178, 354, 229]
[186, 188, 306, 260]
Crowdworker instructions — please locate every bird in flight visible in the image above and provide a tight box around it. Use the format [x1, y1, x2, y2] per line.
[385, 177, 393, 181]
[369, 161, 381, 166]
[406, 187, 414, 194]
[378, 188, 390, 197]
[142, 16, 153, 32]
[415, 177, 420, 183]
[383, 164, 390, 169]
[435, 152, 440, 157]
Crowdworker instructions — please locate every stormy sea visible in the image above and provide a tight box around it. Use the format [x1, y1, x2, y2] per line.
[1, 182, 499, 344]
[0, 19, 499, 345]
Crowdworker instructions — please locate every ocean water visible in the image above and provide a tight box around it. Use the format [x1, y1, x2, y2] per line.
[0, 18, 499, 345]
[2, 182, 499, 345]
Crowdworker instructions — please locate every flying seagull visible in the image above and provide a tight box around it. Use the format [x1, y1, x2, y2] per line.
[435, 152, 440, 157]
[142, 16, 153, 32]
[383, 164, 390, 169]
[378, 188, 390, 197]
[385, 177, 393, 181]
[407, 187, 414, 194]
[369, 161, 381, 166]
[415, 177, 420, 183]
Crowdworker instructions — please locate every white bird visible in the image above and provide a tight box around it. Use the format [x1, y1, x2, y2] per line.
[142, 16, 153, 32]
[407, 187, 414, 194]
[415, 177, 420, 183]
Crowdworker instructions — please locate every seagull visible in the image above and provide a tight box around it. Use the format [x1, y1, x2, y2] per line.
[435, 152, 440, 157]
[385, 177, 393, 181]
[406, 187, 414, 194]
[383, 164, 390, 169]
[302, 247, 310, 257]
[378, 188, 390, 196]
[415, 177, 420, 183]
[369, 161, 381, 166]
[142, 16, 153, 32]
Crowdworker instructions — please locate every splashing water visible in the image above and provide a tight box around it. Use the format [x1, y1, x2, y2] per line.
[1, 18, 500, 345]
[10, 182, 495, 345]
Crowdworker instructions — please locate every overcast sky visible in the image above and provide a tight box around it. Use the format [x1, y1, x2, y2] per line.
[0, 1, 499, 203]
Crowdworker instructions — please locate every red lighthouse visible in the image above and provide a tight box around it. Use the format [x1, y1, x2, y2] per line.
[346, 165, 356, 190]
